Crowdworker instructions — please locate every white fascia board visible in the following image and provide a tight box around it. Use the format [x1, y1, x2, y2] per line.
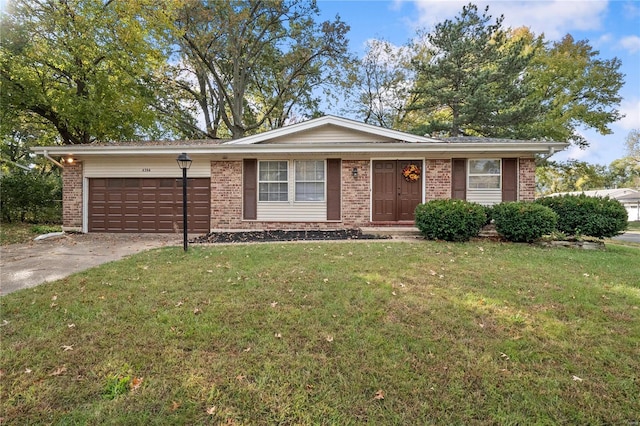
[32, 141, 569, 157]
[223, 115, 440, 145]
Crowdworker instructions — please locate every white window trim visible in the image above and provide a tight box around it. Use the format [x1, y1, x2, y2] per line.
[467, 159, 502, 191]
[257, 160, 327, 204]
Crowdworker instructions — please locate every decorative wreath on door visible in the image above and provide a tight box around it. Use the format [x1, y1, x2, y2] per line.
[402, 164, 421, 182]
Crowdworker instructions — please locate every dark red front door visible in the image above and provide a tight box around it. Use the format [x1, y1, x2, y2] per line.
[372, 160, 422, 222]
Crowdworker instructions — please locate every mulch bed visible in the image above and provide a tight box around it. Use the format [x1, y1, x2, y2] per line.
[191, 229, 388, 244]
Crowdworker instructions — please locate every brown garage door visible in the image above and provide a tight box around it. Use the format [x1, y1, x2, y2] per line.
[89, 178, 210, 233]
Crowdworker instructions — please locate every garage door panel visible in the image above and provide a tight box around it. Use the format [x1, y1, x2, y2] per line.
[89, 178, 210, 233]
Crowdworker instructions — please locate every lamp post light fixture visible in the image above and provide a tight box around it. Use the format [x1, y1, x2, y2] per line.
[176, 152, 192, 252]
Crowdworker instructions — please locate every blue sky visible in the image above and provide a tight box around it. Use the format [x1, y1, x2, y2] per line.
[318, 0, 640, 166]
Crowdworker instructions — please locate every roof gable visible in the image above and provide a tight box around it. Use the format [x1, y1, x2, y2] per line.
[224, 115, 440, 145]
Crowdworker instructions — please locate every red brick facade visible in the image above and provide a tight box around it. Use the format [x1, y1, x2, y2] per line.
[62, 162, 83, 231]
[518, 158, 536, 201]
[70, 156, 539, 233]
[425, 159, 452, 201]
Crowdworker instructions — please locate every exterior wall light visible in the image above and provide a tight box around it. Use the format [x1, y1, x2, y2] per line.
[352, 167, 358, 178]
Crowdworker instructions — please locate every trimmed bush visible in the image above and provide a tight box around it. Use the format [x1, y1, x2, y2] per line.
[536, 194, 628, 238]
[414, 199, 487, 242]
[492, 202, 557, 243]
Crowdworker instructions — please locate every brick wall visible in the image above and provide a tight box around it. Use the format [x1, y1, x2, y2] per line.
[519, 158, 536, 201]
[341, 159, 370, 227]
[425, 159, 451, 200]
[210, 161, 243, 229]
[62, 162, 83, 231]
[207, 157, 539, 231]
[210, 159, 372, 230]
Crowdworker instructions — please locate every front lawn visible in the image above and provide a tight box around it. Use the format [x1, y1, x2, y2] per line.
[1, 241, 639, 424]
[0, 223, 62, 245]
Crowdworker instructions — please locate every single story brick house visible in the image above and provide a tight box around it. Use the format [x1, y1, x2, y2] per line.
[33, 115, 568, 234]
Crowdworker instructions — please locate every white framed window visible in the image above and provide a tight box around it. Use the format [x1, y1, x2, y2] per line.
[468, 159, 501, 189]
[259, 161, 288, 201]
[295, 160, 325, 202]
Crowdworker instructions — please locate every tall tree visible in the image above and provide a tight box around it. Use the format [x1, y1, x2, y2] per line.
[351, 39, 417, 129]
[625, 129, 640, 163]
[0, 0, 180, 145]
[176, 0, 353, 139]
[409, 3, 536, 138]
[523, 34, 624, 148]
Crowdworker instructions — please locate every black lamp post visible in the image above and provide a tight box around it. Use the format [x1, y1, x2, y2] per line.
[176, 152, 192, 251]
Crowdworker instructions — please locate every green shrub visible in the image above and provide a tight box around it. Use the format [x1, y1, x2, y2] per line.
[0, 171, 62, 224]
[414, 199, 487, 242]
[492, 202, 557, 243]
[536, 194, 628, 238]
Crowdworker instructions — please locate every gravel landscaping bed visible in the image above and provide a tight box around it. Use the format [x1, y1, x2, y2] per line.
[191, 229, 388, 244]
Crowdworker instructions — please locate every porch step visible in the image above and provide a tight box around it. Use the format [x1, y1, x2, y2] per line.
[361, 226, 422, 239]
[478, 224, 500, 238]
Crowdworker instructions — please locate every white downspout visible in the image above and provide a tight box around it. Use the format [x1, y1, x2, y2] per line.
[43, 150, 65, 169]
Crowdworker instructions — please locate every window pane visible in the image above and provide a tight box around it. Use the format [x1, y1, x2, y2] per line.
[469, 176, 500, 189]
[258, 161, 288, 202]
[469, 159, 500, 175]
[295, 182, 324, 201]
[295, 161, 325, 202]
[259, 183, 288, 201]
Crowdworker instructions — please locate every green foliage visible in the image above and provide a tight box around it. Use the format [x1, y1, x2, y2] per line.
[409, 4, 537, 137]
[176, 0, 354, 139]
[524, 34, 624, 148]
[0, 171, 62, 223]
[392, 4, 624, 147]
[0, 0, 180, 144]
[536, 194, 628, 238]
[414, 199, 486, 241]
[492, 202, 557, 243]
[103, 374, 132, 400]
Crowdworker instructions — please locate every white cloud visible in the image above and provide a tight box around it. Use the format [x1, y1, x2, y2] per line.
[411, 0, 609, 40]
[620, 35, 640, 54]
[618, 98, 640, 130]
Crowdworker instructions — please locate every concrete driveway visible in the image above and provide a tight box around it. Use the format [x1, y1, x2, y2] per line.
[1, 233, 181, 296]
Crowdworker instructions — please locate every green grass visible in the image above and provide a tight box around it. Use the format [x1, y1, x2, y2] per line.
[0, 222, 62, 245]
[627, 220, 640, 232]
[1, 241, 639, 424]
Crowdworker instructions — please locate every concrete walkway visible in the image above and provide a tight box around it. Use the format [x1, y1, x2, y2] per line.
[1, 233, 180, 296]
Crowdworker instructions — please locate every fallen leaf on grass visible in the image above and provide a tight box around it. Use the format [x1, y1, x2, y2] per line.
[572, 375, 583, 382]
[49, 366, 67, 376]
[373, 389, 385, 400]
[67, 323, 76, 328]
[130, 377, 143, 391]
[25, 368, 32, 374]
[274, 333, 282, 338]
[206, 406, 217, 415]
[51, 295, 58, 301]
[326, 335, 334, 342]
[61, 345, 73, 352]
[270, 301, 278, 308]
[193, 307, 202, 315]
[170, 401, 180, 411]
[243, 347, 251, 352]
